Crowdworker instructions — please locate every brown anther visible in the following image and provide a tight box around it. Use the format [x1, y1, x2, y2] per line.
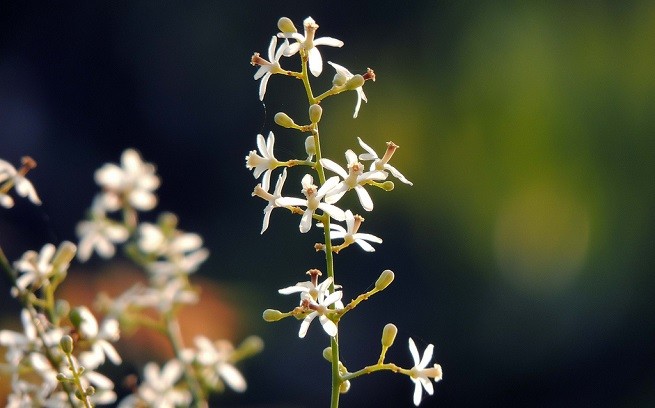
[306, 268, 322, 286]
[363, 68, 376, 82]
[380, 141, 399, 165]
[250, 52, 267, 66]
[352, 214, 364, 235]
[18, 156, 37, 176]
[314, 243, 326, 252]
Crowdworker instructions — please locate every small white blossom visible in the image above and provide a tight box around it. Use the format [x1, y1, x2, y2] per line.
[76, 196, 130, 262]
[252, 168, 287, 234]
[137, 222, 209, 281]
[182, 336, 247, 393]
[327, 62, 367, 118]
[0, 157, 41, 208]
[279, 271, 343, 338]
[358, 137, 413, 185]
[278, 17, 344, 77]
[75, 307, 122, 369]
[0, 309, 62, 365]
[317, 210, 382, 252]
[251, 36, 289, 100]
[138, 278, 199, 313]
[245, 131, 280, 192]
[94, 149, 160, 211]
[12, 242, 74, 293]
[408, 338, 443, 406]
[320, 150, 387, 211]
[275, 174, 346, 233]
[118, 359, 190, 408]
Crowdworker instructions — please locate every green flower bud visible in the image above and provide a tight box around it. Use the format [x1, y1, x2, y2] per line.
[333, 72, 347, 87]
[52, 241, 76, 271]
[56, 372, 68, 382]
[158, 212, 178, 233]
[381, 323, 398, 348]
[305, 136, 316, 158]
[323, 346, 333, 362]
[262, 309, 284, 322]
[274, 112, 296, 128]
[55, 299, 70, 320]
[345, 74, 365, 90]
[69, 308, 83, 329]
[380, 180, 395, 191]
[60, 335, 74, 354]
[238, 335, 264, 356]
[85, 386, 96, 396]
[309, 104, 322, 124]
[278, 17, 297, 33]
[375, 269, 395, 291]
[339, 380, 351, 393]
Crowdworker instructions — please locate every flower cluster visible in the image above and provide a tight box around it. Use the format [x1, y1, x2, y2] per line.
[0, 150, 261, 407]
[249, 16, 441, 407]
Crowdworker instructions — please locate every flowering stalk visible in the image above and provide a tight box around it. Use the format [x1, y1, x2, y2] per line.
[251, 16, 441, 407]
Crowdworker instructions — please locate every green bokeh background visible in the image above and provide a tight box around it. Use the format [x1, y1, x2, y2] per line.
[1, 1, 654, 407]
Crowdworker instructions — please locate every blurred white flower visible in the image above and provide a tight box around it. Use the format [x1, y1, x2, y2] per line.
[0, 157, 41, 208]
[358, 137, 413, 185]
[251, 36, 289, 100]
[118, 359, 190, 408]
[76, 196, 129, 262]
[276, 174, 346, 233]
[94, 149, 160, 211]
[12, 242, 75, 293]
[320, 150, 387, 211]
[408, 338, 443, 406]
[278, 16, 343, 77]
[182, 336, 247, 393]
[75, 306, 122, 369]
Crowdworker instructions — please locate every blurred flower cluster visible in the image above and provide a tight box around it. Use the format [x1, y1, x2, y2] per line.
[0, 151, 261, 407]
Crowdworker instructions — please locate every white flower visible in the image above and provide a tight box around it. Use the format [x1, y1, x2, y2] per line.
[327, 62, 367, 118]
[76, 196, 130, 262]
[140, 278, 199, 312]
[251, 36, 289, 100]
[75, 307, 122, 369]
[0, 157, 41, 208]
[298, 287, 342, 338]
[94, 149, 160, 211]
[0, 309, 63, 365]
[317, 210, 382, 252]
[408, 338, 443, 406]
[182, 336, 247, 393]
[252, 168, 287, 234]
[279, 17, 344, 77]
[12, 242, 75, 293]
[358, 137, 413, 185]
[320, 150, 387, 211]
[279, 270, 343, 338]
[137, 221, 209, 281]
[275, 174, 346, 233]
[118, 359, 190, 408]
[245, 131, 280, 192]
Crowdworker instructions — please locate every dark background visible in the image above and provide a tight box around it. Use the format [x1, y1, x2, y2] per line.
[1, 1, 654, 407]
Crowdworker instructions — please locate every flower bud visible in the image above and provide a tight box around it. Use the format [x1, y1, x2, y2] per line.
[339, 380, 351, 393]
[238, 335, 264, 356]
[85, 386, 96, 396]
[305, 136, 316, 158]
[345, 74, 365, 90]
[381, 323, 398, 348]
[55, 299, 70, 320]
[274, 112, 296, 128]
[379, 180, 395, 191]
[52, 241, 76, 271]
[375, 269, 395, 291]
[60, 335, 74, 354]
[332, 72, 347, 87]
[322, 346, 333, 362]
[309, 104, 322, 124]
[278, 17, 297, 34]
[56, 372, 68, 382]
[262, 309, 285, 322]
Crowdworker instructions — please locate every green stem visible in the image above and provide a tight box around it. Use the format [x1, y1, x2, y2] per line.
[340, 362, 407, 382]
[64, 352, 93, 408]
[164, 314, 206, 408]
